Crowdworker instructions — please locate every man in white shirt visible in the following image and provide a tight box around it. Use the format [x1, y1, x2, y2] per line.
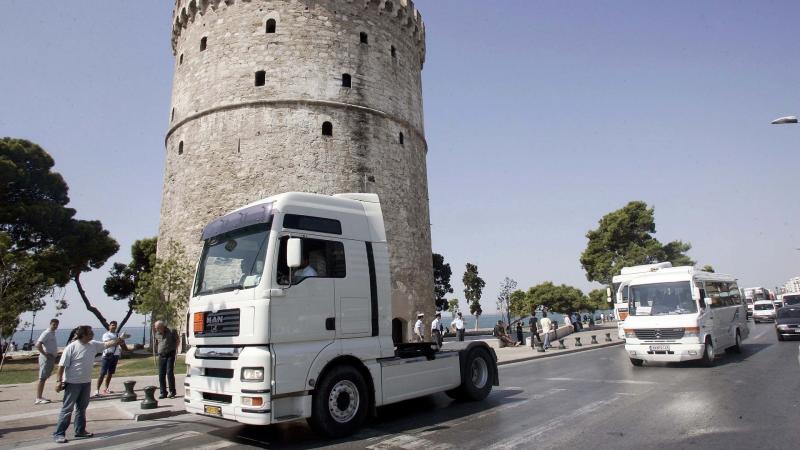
[431, 312, 443, 348]
[539, 313, 553, 349]
[52, 326, 123, 444]
[95, 321, 129, 397]
[413, 313, 425, 342]
[451, 312, 466, 341]
[293, 255, 318, 282]
[34, 318, 59, 404]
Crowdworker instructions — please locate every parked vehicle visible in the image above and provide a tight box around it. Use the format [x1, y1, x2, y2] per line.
[624, 266, 749, 367]
[184, 192, 498, 437]
[775, 306, 800, 341]
[753, 300, 777, 323]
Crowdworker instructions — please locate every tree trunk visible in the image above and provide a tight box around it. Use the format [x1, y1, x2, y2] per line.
[73, 274, 110, 329]
[117, 306, 134, 331]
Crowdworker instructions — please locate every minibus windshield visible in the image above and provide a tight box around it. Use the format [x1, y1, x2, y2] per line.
[629, 281, 696, 316]
[194, 223, 270, 296]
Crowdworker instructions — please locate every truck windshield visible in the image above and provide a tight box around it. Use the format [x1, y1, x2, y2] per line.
[629, 281, 696, 316]
[194, 223, 270, 296]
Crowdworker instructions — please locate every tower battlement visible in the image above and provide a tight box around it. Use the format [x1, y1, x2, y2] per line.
[171, 0, 425, 65]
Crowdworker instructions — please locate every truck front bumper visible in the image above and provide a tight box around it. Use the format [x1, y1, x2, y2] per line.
[625, 342, 705, 362]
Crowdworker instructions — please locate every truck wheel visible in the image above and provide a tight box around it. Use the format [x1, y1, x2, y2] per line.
[629, 357, 644, 367]
[446, 348, 493, 401]
[307, 365, 368, 438]
[701, 339, 715, 367]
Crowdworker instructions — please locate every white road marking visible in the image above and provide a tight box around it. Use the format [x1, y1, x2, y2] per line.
[486, 394, 631, 449]
[498, 343, 623, 368]
[0, 403, 115, 423]
[541, 377, 656, 385]
[14, 430, 201, 450]
[104, 430, 202, 450]
[366, 433, 454, 449]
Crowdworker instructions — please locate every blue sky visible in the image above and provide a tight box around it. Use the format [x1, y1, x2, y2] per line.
[2, 1, 799, 328]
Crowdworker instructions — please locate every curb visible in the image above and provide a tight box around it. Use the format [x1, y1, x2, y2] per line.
[113, 403, 188, 421]
[497, 340, 624, 366]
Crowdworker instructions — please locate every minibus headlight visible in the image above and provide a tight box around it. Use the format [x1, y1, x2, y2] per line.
[624, 329, 636, 338]
[241, 367, 264, 382]
[683, 327, 700, 338]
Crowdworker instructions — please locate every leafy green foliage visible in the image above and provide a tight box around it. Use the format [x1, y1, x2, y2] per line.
[104, 237, 157, 330]
[432, 253, 453, 312]
[702, 265, 715, 273]
[580, 201, 695, 285]
[463, 263, 485, 321]
[512, 282, 586, 314]
[584, 288, 609, 313]
[135, 241, 193, 326]
[509, 289, 528, 318]
[447, 298, 460, 316]
[0, 233, 52, 337]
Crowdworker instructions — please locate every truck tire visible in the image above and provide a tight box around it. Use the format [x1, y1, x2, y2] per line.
[701, 338, 715, 367]
[446, 348, 494, 401]
[629, 357, 644, 367]
[307, 365, 368, 438]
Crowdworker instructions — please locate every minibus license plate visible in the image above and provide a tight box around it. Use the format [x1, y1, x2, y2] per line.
[204, 405, 222, 416]
[649, 345, 670, 351]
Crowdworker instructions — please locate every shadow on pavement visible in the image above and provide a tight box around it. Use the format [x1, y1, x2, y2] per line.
[206, 388, 526, 449]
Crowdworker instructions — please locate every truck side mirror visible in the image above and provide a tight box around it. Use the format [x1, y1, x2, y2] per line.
[287, 238, 302, 268]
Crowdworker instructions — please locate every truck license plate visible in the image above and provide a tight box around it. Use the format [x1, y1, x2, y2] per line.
[649, 345, 670, 351]
[204, 405, 222, 416]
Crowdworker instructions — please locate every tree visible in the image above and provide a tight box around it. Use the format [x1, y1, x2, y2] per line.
[135, 241, 193, 327]
[702, 265, 715, 273]
[496, 277, 517, 327]
[584, 288, 609, 313]
[524, 282, 585, 314]
[447, 298, 460, 318]
[432, 253, 453, 312]
[509, 289, 528, 318]
[463, 263, 485, 331]
[0, 233, 51, 339]
[104, 237, 157, 331]
[580, 201, 695, 286]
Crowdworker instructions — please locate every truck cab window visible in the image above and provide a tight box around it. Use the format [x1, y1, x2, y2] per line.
[276, 236, 346, 285]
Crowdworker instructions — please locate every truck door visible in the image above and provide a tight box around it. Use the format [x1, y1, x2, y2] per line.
[335, 241, 372, 339]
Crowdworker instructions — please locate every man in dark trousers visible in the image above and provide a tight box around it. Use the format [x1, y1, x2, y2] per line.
[154, 321, 178, 399]
[528, 314, 540, 348]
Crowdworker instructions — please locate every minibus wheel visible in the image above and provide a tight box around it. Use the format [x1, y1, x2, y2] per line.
[629, 358, 644, 367]
[729, 330, 742, 354]
[701, 339, 715, 367]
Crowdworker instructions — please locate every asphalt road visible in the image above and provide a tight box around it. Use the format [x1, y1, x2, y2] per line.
[12, 323, 799, 450]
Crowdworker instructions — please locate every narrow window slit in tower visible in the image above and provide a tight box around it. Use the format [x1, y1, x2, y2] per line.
[391, 46, 396, 58]
[200, 37, 207, 51]
[322, 122, 333, 136]
[399, 132, 404, 145]
[179, 54, 184, 65]
[178, 141, 184, 155]
[266, 19, 276, 33]
[342, 73, 351, 88]
[360, 32, 368, 44]
[255, 71, 266, 86]
[171, 108, 175, 122]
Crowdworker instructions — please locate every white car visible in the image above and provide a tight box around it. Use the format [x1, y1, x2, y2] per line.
[753, 300, 777, 323]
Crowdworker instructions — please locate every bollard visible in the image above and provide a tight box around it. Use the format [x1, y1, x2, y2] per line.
[591, 335, 598, 344]
[605, 332, 612, 342]
[574, 337, 582, 347]
[558, 339, 566, 350]
[141, 386, 158, 410]
[121, 380, 137, 402]
[535, 340, 546, 352]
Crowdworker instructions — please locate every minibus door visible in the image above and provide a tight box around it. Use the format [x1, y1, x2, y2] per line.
[698, 286, 715, 345]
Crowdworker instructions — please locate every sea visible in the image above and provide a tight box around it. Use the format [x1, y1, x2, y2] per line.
[10, 309, 615, 347]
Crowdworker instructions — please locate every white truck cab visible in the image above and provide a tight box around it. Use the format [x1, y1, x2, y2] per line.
[624, 267, 749, 367]
[184, 192, 498, 437]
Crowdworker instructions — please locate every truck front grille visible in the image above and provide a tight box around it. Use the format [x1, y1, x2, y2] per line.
[634, 328, 685, 340]
[196, 309, 240, 337]
[204, 368, 234, 379]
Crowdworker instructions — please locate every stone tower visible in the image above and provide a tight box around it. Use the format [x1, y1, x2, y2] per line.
[160, 0, 434, 340]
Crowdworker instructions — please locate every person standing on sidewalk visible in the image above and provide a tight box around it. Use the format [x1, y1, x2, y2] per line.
[154, 321, 179, 399]
[539, 313, 552, 349]
[413, 313, 425, 342]
[431, 312, 443, 348]
[34, 318, 59, 404]
[95, 321, 128, 397]
[515, 322, 524, 344]
[528, 314, 540, 348]
[53, 326, 123, 444]
[452, 312, 466, 341]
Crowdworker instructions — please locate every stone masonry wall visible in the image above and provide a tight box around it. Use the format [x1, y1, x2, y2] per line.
[159, 0, 434, 339]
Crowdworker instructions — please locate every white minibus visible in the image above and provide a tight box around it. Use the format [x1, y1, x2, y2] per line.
[624, 266, 749, 367]
[610, 263, 673, 339]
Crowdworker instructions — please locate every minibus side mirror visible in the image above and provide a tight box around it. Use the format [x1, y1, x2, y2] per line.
[704, 297, 714, 306]
[287, 238, 302, 268]
[606, 287, 612, 303]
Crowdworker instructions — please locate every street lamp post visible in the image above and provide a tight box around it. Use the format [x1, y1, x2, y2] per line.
[771, 115, 798, 125]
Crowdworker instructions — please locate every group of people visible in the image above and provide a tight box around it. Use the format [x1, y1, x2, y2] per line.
[32, 318, 180, 444]
[413, 311, 469, 346]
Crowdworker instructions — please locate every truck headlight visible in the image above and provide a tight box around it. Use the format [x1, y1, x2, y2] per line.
[241, 367, 264, 382]
[624, 329, 636, 338]
[683, 327, 700, 338]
